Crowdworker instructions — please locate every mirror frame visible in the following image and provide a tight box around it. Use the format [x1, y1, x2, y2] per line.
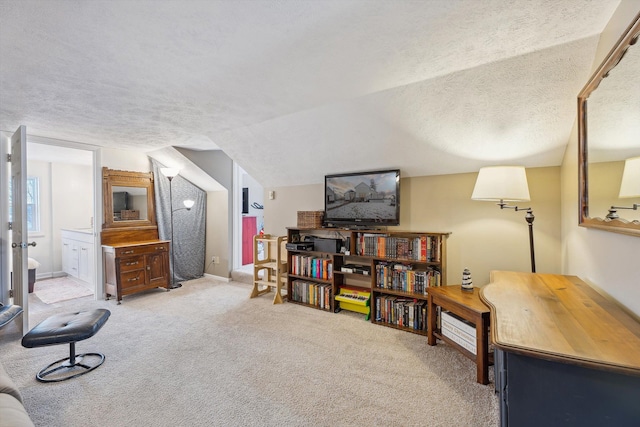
[578, 12, 640, 237]
[102, 167, 157, 229]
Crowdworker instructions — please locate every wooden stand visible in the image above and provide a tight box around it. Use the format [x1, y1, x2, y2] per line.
[251, 234, 288, 304]
[427, 285, 491, 384]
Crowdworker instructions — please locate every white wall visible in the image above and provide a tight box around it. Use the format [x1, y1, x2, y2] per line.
[561, 1, 640, 317]
[101, 147, 152, 172]
[51, 162, 93, 274]
[26, 160, 53, 276]
[26, 160, 93, 278]
[265, 166, 562, 288]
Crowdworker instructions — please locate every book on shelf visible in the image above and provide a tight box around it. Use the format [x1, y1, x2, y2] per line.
[291, 254, 333, 280]
[291, 279, 332, 311]
[355, 232, 441, 262]
[374, 262, 441, 294]
[374, 295, 427, 331]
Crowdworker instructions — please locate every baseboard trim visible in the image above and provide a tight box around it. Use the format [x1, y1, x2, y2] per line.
[36, 271, 67, 280]
[204, 273, 231, 282]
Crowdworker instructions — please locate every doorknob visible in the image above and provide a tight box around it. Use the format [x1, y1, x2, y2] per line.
[10, 241, 37, 248]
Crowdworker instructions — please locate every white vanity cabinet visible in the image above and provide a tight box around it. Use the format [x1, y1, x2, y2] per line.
[61, 229, 95, 284]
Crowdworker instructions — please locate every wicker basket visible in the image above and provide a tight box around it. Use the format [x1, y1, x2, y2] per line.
[297, 211, 324, 228]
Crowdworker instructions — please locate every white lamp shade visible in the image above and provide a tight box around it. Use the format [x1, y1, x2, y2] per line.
[618, 156, 640, 198]
[472, 166, 531, 201]
[160, 167, 179, 178]
[183, 199, 195, 209]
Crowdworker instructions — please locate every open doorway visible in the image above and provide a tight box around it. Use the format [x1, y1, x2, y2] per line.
[232, 164, 263, 282]
[26, 139, 97, 315]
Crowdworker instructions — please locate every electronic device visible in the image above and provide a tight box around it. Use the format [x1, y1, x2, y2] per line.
[324, 168, 400, 227]
[285, 242, 314, 251]
[312, 237, 342, 253]
[113, 191, 129, 213]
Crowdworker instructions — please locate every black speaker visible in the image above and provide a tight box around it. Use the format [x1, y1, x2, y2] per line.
[313, 237, 342, 253]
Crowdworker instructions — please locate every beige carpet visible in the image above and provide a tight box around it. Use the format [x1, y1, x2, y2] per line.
[2, 277, 499, 426]
[33, 277, 94, 304]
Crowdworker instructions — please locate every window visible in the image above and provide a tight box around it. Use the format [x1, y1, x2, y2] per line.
[8, 176, 41, 233]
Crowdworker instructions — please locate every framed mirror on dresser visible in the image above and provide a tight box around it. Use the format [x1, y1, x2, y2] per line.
[101, 168, 170, 303]
[578, 12, 640, 237]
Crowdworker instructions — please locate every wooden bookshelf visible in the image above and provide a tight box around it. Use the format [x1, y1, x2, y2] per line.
[286, 227, 450, 335]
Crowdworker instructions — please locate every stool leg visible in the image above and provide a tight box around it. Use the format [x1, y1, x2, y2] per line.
[69, 342, 76, 365]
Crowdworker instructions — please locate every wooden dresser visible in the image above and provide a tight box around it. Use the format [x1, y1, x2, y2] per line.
[480, 271, 640, 427]
[101, 168, 171, 304]
[102, 240, 170, 304]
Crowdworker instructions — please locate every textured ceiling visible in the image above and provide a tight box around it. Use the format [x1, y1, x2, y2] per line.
[0, 0, 621, 187]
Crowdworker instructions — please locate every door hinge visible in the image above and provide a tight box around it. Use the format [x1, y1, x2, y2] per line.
[8, 222, 12, 230]
[6, 153, 11, 162]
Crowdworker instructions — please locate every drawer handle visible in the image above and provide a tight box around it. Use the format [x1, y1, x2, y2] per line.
[127, 277, 140, 282]
[125, 261, 139, 266]
[123, 250, 135, 254]
[155, 246, 164, 251]
[82, 248, 87, 251]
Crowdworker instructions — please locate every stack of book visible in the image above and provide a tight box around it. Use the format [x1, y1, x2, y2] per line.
[374, 295, 428, 332]
[374, 262, 441, 294]
[440, 311, 477, 355]
[291, 279, 332, 311]
[355, 233, 441, 262]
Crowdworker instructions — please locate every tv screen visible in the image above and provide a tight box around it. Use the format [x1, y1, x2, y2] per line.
[324, 169, 400, 227]
[113, 191, 129, 213]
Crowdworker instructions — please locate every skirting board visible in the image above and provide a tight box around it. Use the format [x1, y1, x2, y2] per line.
[204, 273, 231, 283]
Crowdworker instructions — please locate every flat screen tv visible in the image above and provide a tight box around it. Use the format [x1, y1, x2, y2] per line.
[324, 169, 400, 227]
[113, 191, 129, 213]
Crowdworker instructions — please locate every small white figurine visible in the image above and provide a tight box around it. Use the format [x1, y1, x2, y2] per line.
[462, 268, 473, 291]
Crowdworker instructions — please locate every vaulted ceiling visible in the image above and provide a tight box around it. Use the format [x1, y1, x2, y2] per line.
[0, 0, 621, 187]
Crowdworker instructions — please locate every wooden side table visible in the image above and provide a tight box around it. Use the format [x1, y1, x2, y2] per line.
[427, 285, 491, 384]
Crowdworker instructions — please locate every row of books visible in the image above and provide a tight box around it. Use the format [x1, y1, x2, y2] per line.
[374, 262, 441, 294]
[290, 280, 332, 311]
[374, 295, 428, 332]
[355, 233, 441, 262]
[440, 311, 477, 355]
[290, 254, 333, 280]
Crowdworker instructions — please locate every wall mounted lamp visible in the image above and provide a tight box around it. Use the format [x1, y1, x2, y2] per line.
[606, 156, 640, 220]
[471, 166, 536, 273]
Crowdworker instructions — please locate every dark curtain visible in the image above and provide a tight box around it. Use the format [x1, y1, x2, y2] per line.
[152, 159, 206, 284]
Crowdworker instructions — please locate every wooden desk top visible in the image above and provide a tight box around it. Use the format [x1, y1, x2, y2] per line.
[102, 240, 170, 249]
[480, 271, 640, 376]
[428, 285, 489, 314]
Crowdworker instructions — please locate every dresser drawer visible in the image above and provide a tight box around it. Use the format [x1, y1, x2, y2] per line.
[120, 269, 145, 287]
[119, 255, 145, 272]
[115, 243, 169, 257]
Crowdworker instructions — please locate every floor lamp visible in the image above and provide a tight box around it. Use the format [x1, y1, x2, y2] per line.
[472, 166, 536, 273]
[160, 168, 194, 289]
[606, 156, 640, 220]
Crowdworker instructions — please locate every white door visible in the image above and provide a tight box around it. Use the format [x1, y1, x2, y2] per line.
[10, 125, 31, 333]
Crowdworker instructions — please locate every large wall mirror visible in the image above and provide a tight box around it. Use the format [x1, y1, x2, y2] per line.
[578, 12, 640, 237]
[102, 167, 157, 229]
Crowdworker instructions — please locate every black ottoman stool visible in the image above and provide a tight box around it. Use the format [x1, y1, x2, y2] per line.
[21, 309, 111, 382]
